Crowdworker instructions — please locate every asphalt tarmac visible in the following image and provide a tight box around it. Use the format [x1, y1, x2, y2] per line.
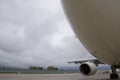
[0, 73, 120, 80]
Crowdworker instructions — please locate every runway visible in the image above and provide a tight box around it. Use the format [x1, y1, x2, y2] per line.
[0, 73, 120, 80]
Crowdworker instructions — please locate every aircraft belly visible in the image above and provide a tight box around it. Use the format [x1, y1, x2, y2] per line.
[63, 0, 120, 65]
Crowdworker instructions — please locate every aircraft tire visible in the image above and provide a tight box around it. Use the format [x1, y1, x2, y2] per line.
[110, 74, 119, 79]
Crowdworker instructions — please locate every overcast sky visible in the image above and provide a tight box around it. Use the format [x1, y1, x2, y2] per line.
[0, 0, 94, 69]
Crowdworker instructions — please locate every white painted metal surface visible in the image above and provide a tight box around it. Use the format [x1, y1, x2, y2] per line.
[62, 0, 120, 65]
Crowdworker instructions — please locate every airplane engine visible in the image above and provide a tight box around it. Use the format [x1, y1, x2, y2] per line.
[79, 62, 97, 76]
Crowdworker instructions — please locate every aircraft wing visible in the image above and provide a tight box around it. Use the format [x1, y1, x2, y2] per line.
[68, 59, 104, 65]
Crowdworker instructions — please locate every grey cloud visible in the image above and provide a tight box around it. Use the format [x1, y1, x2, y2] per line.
[0, 0, 94, 68]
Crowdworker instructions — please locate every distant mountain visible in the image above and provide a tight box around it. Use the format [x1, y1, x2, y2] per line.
[97, 65, 111, 71]
[59, 66, 79, 71]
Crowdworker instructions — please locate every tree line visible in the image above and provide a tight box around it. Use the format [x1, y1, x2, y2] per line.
[29, 66, 58, 70]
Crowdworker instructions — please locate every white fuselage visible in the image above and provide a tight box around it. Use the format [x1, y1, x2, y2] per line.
[62, 0, 120, 65]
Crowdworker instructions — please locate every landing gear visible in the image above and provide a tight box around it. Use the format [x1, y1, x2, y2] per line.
[110, 65, 119, 79]
[110, 74, 119, 79]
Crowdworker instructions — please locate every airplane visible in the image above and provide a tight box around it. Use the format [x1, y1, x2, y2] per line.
[61, 0, 120, 79]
